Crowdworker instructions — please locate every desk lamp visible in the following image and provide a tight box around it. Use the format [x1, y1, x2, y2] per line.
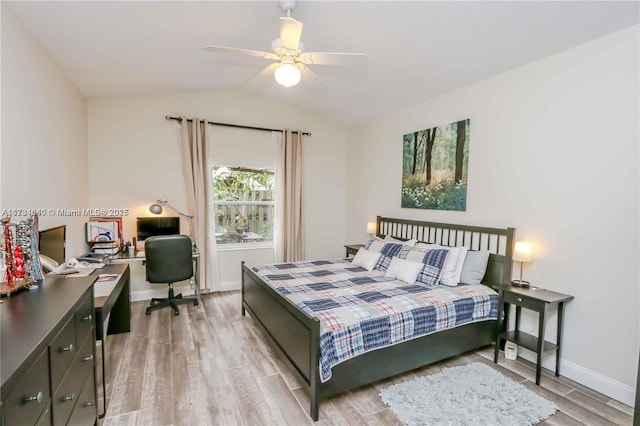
[511, 241, 532, 288]
[149, 199, 194, 238]
[149, 200, 193, 219]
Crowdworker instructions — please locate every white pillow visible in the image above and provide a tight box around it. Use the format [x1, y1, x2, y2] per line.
[384, 257, 423, 284]
[416, 243, 468, 286]
[352, 248, 382, 271]
[384, 235, 418, 246]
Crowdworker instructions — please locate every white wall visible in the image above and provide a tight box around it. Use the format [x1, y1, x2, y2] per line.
[347, 26, 639, 405]
[87, 90, 348, 296]
[1, 4, 89, 258]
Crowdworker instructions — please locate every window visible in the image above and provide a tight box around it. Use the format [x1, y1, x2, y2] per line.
[212, 165, 275, 247]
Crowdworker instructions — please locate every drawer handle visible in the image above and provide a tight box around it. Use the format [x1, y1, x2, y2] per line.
[517, 297, 523, 302]
[85, 401, 95, 407]
[82, 314, 93, 321]
[82, 354, 94, 362]
[60, 343, 74, 353]
[24, 392, 43, 404]
[61, 394, 75, 402]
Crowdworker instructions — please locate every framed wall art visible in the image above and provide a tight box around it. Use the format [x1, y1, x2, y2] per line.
[401, 119, 470, 211]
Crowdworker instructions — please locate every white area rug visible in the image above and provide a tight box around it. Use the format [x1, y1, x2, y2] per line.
[379, 362, 557, 426]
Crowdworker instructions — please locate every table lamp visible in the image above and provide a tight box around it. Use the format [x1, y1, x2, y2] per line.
[366, 221, 376, 237]
[512, 241, 532, 288]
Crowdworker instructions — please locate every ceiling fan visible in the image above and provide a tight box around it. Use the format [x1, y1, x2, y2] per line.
[203, 0, 367, 88]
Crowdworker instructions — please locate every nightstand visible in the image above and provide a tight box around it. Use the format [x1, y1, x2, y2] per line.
[493, 284, 573, 385]
[344, 244, 364, 257]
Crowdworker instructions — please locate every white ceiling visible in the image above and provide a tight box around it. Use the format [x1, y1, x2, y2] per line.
[6, 1, 639, 128]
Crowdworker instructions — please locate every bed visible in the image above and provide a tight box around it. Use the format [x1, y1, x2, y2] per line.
[241, 216, 515, 420]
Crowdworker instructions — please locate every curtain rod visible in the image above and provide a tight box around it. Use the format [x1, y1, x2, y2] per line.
[165, 116, 311, 136]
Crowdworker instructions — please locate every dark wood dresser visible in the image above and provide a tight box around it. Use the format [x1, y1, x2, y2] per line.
[1, 275, 98, 425]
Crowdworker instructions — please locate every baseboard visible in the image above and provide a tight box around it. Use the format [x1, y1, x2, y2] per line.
[220, 280, 241, 291]
[518, 347, 635, 407]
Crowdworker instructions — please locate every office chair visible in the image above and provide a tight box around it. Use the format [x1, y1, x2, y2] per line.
[144, 235, 198, 315]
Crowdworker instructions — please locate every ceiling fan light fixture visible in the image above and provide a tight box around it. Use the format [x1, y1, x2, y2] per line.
[203, 0, 367, 91]
[274, 62, 301, 87]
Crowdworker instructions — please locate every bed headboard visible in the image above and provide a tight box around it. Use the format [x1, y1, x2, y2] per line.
[376, 216, 515, 287]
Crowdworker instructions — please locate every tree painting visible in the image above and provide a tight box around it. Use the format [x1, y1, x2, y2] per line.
[402, 119, 470, 211]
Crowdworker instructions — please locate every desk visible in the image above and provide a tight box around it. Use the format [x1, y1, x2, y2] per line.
[94, 263, 131, 338]
[92, 263, 131, 418]
[110, 247, 201, 302]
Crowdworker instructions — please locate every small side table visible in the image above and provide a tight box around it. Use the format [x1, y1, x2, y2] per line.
[493, 284, 573, 385]
[344, 244, 364, 257]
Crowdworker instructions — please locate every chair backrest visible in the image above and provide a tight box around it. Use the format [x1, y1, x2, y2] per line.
[144, 235, 193, 284]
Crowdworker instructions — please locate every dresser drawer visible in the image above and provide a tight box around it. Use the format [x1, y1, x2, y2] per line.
[3, 349, 50, 426]
[51, 335, 95, 426]
[66, 374, 97, 426]
[503, 291, 544, 311]
[50, 316, 77, 389]
[74, 292, 95, 345]
[35, 402, 52, 426]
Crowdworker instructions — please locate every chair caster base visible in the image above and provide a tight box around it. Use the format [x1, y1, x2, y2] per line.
[146, 294, 197, 316]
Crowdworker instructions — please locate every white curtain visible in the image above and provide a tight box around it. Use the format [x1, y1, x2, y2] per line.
[274, 129, 304, 262]
[180, 117, 220, 292]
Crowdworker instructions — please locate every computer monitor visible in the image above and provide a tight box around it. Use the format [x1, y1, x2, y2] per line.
[136, 217, 180, 241]
[38, 225, 66, 264]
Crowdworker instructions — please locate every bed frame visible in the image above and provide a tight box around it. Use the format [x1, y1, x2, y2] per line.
[241, 216, 515, 420]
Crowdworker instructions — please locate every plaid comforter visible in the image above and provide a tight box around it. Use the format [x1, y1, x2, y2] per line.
[250, 259, 498, 382]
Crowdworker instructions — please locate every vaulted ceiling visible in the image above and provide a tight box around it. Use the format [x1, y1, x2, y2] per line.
[6, 1, 639, 128]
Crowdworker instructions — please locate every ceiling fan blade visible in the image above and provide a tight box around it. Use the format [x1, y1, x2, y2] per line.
[279, 17, 303, 50]
[244, 63, 280, 90]
[298, 52, 367, 67]
[203, 45, 278, 60]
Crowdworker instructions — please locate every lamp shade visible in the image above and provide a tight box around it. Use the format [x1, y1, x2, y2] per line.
[366, 221, 376, 234]
[149, 199, 166, 215]
[513, 241, 533, 262]
[149, 203, 163, 214]
[274, 62, 301, 87]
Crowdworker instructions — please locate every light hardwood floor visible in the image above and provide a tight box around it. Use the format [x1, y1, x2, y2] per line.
[99, 291, 633, 426]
